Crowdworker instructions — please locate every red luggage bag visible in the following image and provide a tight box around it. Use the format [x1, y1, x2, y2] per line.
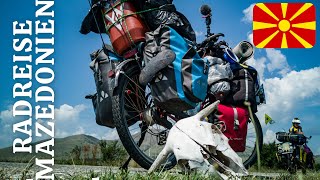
[216, 104, 249, 152]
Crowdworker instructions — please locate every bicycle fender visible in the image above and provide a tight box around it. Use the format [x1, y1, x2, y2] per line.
[114, 58, 139, 88]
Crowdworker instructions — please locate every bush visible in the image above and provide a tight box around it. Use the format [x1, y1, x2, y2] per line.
[99, 140, 127, 165]
[259, 142, 281, 169]
[315, 163, 320, 171]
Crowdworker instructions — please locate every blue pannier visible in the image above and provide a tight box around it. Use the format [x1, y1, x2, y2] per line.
[144, 25, 208, 113]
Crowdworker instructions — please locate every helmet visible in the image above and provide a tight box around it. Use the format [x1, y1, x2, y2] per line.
[292, 118, 301, 124]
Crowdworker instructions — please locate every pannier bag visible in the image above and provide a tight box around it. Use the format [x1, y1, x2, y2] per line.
[276, 132, 289, 142]
[276, 132, 307, 145]
[214, 104, 249, 152]
[230, 64, 258, 112]
[206, 56, 233, 100]
[87, 45, 122, 128]
[145, 25, 208, 113]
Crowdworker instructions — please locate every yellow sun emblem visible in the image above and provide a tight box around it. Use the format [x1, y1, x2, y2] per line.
[253, 3, 316, 48]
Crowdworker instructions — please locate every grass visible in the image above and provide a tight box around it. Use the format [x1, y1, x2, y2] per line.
[2, 166, 319, 180]
[57, 170, 320, 180]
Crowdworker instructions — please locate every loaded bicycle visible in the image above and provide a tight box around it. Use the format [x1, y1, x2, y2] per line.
[276, 132, 315, 174]
[82, 1, 264, 170]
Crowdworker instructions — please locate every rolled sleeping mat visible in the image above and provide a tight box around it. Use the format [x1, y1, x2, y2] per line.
[232, 41, 254, 63]
[139, 49, 176, 86]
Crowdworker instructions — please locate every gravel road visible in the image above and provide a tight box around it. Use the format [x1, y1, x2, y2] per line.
[0, 162, 146, 179]
[0, 162, 281, 179]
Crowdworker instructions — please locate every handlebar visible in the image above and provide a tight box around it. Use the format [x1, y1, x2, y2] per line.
[199, 33, 225, 48]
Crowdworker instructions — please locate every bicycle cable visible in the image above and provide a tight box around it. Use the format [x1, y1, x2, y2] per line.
[87, 0, 107, 46]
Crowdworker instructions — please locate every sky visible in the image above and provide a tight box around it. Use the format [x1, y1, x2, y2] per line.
[0, 0, 319, 155]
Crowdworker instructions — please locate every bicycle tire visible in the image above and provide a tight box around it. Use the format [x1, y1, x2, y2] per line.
[112, 64, 176, 170]
[241, 113, 263, 168]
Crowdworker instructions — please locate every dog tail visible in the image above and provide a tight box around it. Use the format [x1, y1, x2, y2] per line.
[195, 100, 220, 120]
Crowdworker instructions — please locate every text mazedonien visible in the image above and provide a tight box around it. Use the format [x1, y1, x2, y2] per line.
[12, 0, 55, 179]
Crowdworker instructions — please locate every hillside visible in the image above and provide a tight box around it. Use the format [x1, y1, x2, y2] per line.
[0, 134, 107, 162]
[0, 132, 166, 165]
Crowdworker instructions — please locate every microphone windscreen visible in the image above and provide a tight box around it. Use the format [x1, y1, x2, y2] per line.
[200, 4, 211, 16]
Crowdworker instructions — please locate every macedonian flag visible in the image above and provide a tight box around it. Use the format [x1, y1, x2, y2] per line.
[253, 3, 316, 48]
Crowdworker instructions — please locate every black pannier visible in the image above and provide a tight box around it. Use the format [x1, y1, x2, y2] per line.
[276, 132, 307, 145]
[229, 64, 258, 112]
[86, 45, 122, 128]
[276, 132, 289, 142]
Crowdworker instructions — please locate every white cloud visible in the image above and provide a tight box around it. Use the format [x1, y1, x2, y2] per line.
[74, 126, 85, 135]
[265, 49, 290, 76]
[264, 129, 277, 144]
[0, 105, 24, 124]
[53, 104, 87, 138]
[256, 67, 320, 124]
[0, 109, 13, 122]
[55, 129, 69, 138]
[0, 105, 28, 148]
[103, 129, 119, 140]
[247, 32, 253, 44]
[195, 30, 204, 38]
[241, 4, 255, 23]
[0, 103, 89, 139]
[55, 104, 87, 121]
[55, 123, 86, 138]
[52, 103, 119, 140]
[245, 33, 290, 78]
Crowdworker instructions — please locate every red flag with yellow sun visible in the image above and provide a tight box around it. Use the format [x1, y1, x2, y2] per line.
[253, 3, 316, 48]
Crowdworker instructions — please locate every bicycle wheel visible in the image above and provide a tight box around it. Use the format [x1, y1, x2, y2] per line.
[236, 113, 263, 168]
[112, 64, 176, 170]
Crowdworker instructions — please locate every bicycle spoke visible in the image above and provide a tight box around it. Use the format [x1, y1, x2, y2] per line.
[125, 93, 141, 112]
[134, 75, 147, 104]
[126, 114, 141, 122]
[123, 72, 146, 94]
[127, 78, 147, 105]
[115, 67, 176, 170]
[124, 99, 140, 112]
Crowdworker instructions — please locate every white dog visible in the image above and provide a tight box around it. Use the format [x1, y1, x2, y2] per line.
[148, 101, 248, 179]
